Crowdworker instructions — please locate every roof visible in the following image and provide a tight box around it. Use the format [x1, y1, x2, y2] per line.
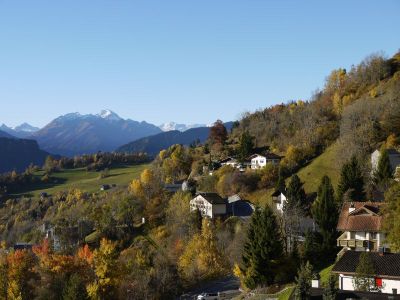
[196, 193, 226, 205]
[337, 202, 384, 232]
[271, 189, 284, 197]
[332, 251, 400, 279]
[387, 148, 400, 155]
[219, 157, 237, 164]
[248, 152, 282, 160]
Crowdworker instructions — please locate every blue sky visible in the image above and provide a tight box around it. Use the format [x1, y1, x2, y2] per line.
[0, 0, 399, 127]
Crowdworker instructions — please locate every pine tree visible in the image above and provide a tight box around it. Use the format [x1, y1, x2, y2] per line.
[63, 273, 88, 300]
[323, 275, 337, 300]
[276, 167, 286, 193]
[312, 176, 338, 256]
[294, 262, 313, 300]
[285, 175, 307, 213]
[374, 148, 393, 184]
[242, 206, 283, 289]
[337, 156, 365, 203]
[353, 252, 377, 292]
[238, 131, 254, 162]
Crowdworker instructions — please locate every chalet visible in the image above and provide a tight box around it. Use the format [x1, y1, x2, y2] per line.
[249, 152, 282, 169]
[371, 148, 400, 176]
[164, 180, 186, 193]
[336, 202, 389, 253]
[219, 157, 240, 168]
[332, 251, 400, 295]
[219, 157, 248, 172]
[190, 193, 227, 218]
[271, 189, 287, 213]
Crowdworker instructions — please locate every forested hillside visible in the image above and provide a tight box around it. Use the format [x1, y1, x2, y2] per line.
[1, 52, 400, 300]
[0, 137, 50, 172]
[232, 52, 400, 178]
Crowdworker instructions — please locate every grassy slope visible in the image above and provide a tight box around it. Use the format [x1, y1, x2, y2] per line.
[296, 142, 341, 194]
[319, 264, 334, 287]
[12, 164, 148, 197]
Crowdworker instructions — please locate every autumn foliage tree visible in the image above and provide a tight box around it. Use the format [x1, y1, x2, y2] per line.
[209, 120, 228, 151]
[178, 219, 228, 284]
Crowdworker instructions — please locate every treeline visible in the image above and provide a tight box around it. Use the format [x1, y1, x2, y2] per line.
[44, 151, 150, 173]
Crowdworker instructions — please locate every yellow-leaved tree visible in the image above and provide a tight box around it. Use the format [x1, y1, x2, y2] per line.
[178, 219, 228, 283]
[87, 239, 120, 300]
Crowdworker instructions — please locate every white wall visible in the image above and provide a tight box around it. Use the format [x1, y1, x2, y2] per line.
[190, 195, 226, 218]
[276, 193, 286, 213]
[251, 155, 266, 169]
[339, 274, 400, 294]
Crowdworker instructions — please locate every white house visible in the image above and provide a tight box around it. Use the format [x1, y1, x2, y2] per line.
[220, 157, 240, 168]
[332, 251, 400, 295]
[271, 189, 287, 213]
[336, 202, 390, 253]
[190, 193, 227, 218]
[249, 153, 282, 169]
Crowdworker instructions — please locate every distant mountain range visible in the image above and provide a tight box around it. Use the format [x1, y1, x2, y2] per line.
[117, 122, 234, 156]
[0, 137, 50, 173]
[0, 123, 40, 138]
[1, 110, 232, 158]
[158, 122, 207, 132]
[30, 110, 162, 157]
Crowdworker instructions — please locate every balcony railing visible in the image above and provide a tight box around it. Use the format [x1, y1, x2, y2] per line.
[337, 232, 378, 250]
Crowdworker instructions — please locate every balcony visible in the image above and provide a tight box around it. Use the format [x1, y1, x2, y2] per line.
[337, 232, 378, 250]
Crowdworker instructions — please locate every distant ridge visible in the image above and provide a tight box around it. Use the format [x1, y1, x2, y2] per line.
[0, 137, 50, 173]
[31, 110, 162, 157]
[117, 122, 234, 156]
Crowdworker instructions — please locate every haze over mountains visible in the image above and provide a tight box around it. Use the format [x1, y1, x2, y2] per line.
[118, 122, 234, 155]
[0, 123, 40, 138]
[29, 110, 162, 156]
[0, 110, 223, 163]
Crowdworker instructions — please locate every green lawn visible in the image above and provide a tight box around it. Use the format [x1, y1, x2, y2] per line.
[319, 264, 334, 287]
[12, 164, 148, 197]
[296, 142, 341, 193]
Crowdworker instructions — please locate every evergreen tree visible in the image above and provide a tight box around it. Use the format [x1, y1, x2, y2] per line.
[238, 131, 254, 162]
[294, 262, 313, 300]
[312, 176, 338, 256]
[353, 252, 378, 292]
[276, 167, 286, 193]
[323, 275, 337, 300]
[63, 273, 88, 300]
[337, 156, 365, 203]
[374, 148, 393, 184]
[301, 231, 321, 267]
[242, 206, 283, 289]
[285, 175, 307, 213]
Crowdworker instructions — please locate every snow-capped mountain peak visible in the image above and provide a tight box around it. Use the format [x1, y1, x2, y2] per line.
[13, 123, 40, 133]
[159, 122, 206, 132]
[97, 109, 122, 121]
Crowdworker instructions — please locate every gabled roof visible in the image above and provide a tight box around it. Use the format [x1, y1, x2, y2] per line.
[332, 251, 400, 279]
[219, 157, 237, 164]
[271, 189, 285, 197]
[196, 192, 226, 205]
[337, 202, 384, 232]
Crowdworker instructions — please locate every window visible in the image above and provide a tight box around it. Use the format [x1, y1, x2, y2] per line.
[375, 277, 382, 287]
[393, 289, 397, 295]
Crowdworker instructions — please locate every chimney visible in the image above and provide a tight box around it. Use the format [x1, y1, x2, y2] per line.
[311, 273, 321, 288]
[349, 202, 355, 213]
